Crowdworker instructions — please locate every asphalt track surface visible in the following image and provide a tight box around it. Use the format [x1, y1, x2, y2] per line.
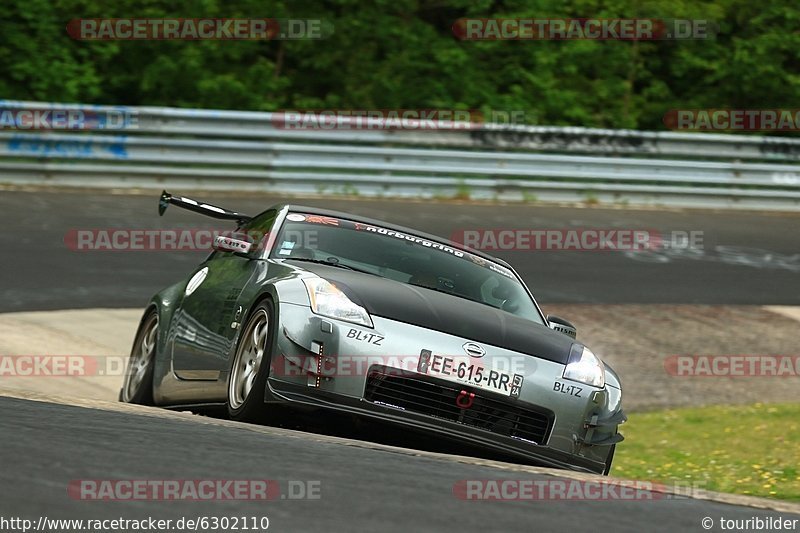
[1, 188, 799, 312]
[1, 395, 796, 533]
[3, 188, 800, 532]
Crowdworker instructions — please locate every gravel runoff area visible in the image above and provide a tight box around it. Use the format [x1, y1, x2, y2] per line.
[545, 304, 800, 412]
[0, 305, 798, 412]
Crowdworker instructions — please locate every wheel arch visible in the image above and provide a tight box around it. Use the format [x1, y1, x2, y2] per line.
[226, 290, 282, 419]
[232, 289, 280, 372]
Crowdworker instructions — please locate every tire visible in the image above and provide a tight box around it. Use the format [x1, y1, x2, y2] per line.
[227, 301, 277, 422]
[602, 444, 616, 475]
[120, 311, 158, 405]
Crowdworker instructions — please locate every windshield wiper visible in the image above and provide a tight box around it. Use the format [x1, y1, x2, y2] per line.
[407, 282, 472, 301]
[285, 257, 377, 276]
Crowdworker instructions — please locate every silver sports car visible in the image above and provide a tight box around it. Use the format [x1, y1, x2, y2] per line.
[121, 191, 625, 474]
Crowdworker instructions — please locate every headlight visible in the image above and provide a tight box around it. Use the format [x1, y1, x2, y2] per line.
[563, 344, 605, 388]
[302, 277, 373, 328]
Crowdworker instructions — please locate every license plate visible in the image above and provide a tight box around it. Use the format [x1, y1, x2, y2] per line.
[417, 350, 523, 398]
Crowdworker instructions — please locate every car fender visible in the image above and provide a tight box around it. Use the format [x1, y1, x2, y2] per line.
[148, 280, 186, 404]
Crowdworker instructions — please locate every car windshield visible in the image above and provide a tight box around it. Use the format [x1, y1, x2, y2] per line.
[270, 213, 544, 324]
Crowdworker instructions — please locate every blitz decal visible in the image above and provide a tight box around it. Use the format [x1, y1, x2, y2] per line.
[553, 381, 583, 397]
[346, 328, 384, 346]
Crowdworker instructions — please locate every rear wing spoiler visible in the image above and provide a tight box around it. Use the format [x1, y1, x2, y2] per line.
[158, 190, 252, 225]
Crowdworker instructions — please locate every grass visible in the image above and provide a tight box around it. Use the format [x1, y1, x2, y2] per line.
[611, 403, 800, 501]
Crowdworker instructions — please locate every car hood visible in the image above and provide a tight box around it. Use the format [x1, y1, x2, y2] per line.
[289, 262, 574, 365]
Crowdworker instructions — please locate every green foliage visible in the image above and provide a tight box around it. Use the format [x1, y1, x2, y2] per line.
[0, 0, 797, 131]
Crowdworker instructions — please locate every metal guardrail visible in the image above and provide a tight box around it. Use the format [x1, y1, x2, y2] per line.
[2, 100, 800, 210]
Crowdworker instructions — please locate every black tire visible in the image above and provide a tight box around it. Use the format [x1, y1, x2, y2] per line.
[227, 301, 277, 422]
[602, 444, 616, 475]
[120, 311, 158, 405]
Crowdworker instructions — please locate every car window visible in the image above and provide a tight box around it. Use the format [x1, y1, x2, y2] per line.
[239, 209, 278, 255]
[270, 213, 544, 323]
[207, 209, 278, 260]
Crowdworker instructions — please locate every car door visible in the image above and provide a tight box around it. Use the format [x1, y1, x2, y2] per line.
[171, 209, 277, 380]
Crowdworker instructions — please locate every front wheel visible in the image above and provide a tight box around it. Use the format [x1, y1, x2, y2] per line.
[227, 301, 277, 422]
[120, 311, 158, 405]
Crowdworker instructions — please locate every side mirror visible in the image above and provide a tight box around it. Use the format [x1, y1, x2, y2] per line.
[547, 315, 577, 339]
[213, 234, 253, 257]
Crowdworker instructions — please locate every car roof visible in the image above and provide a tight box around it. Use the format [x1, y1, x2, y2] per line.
[264, 203, 513, 269]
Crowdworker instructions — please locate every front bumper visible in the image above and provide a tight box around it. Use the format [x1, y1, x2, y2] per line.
[269, 302, 625, 474]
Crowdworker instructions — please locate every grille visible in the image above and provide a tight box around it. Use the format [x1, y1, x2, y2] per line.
[364, 365, 553, 445]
